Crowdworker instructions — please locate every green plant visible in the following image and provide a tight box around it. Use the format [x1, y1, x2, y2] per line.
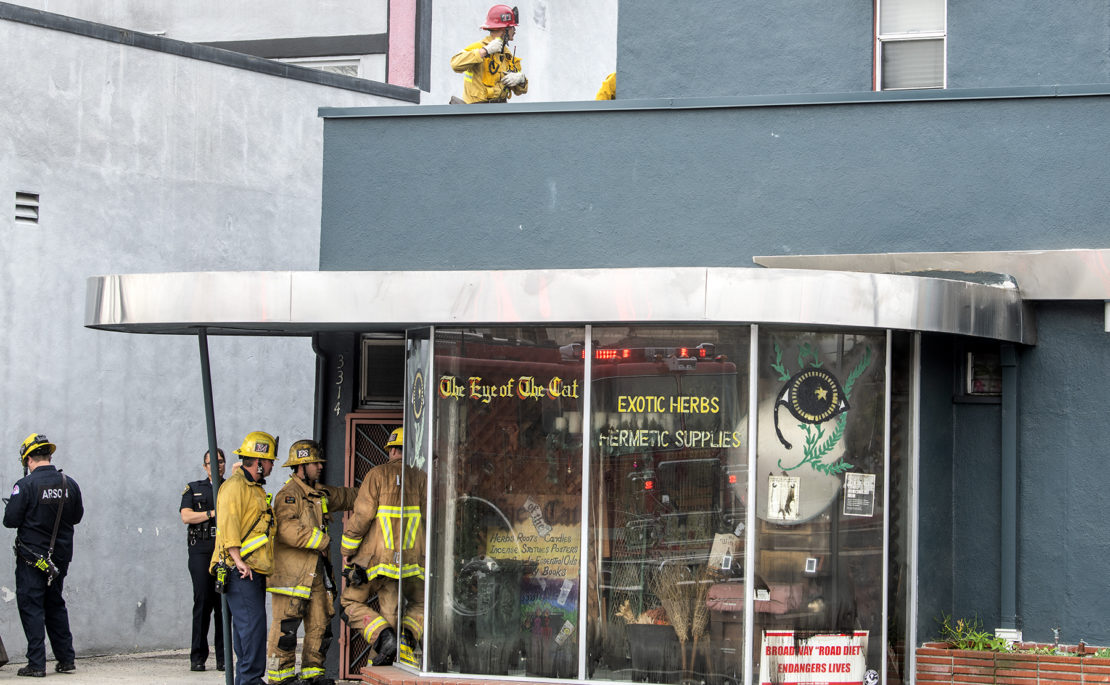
[1094, 648, 1110, 658]
[936, 613, 1011, 652]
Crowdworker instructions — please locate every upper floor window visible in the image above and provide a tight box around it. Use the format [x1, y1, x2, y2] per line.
[876, 0, 946, 90]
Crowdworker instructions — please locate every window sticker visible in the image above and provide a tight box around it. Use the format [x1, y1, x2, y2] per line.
[842, 473, 876, 517]
[759, 630, 869, 685]
[767, 475, 800, 521]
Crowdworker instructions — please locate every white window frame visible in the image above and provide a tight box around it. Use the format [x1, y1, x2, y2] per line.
[276, 54, 364, 79]
[874, 0, 948, 91]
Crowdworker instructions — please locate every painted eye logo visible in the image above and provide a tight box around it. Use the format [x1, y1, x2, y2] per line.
[774, 367, 849, 450]
[411, 369, 425, 420]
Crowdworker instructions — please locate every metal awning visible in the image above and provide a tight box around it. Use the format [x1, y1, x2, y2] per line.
[754, 248, 1110, 300]
[84, 267, 1034, 343]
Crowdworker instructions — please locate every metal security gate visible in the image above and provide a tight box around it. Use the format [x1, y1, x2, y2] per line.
[339, 411, 402, 681]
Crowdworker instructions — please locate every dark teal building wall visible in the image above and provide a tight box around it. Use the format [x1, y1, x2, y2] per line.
[615, 0, 1110, 99]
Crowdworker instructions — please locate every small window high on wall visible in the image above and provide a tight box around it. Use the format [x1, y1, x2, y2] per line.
[876, 0, 946, 90]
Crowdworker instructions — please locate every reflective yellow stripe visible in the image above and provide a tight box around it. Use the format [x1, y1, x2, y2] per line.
[267, 666, 295, 681]
[362, 616, 389, 641]
[301, 667, 325, 677]
[366, 563, 425, 581]
[403, 506, 421, 549]
[306, 528, 324, 550]
[321, 494, 329, 515]
[241, 534, 269, 555]
[341, 535, 362, 552]
[266, 585, 311, 599]
[403, 615, 422, 638]
[378, 505, 404, 549]
[463, 73, 473, 82]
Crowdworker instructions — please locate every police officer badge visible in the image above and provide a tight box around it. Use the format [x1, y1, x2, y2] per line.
[770, 342, 872, 475]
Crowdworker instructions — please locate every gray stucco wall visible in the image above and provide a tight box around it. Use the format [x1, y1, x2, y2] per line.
[8, 0, 388, 42]
[1, 15, 409, 659]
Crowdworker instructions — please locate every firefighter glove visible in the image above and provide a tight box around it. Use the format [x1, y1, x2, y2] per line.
[501, 71, 526, 87]
[484, 38, 503, 55]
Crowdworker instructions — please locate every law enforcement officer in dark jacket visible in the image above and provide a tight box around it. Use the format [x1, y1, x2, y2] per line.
[4, 433, 84, 678]
[180, 448, 227, 672]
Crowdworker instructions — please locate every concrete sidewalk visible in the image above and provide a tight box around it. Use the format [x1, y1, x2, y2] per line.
[0, 649, 358, 683]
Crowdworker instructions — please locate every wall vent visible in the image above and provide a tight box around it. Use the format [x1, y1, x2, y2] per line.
[15, 192, 39, 225]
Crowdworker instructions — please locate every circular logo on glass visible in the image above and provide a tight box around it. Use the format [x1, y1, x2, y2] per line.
[411, 369, 425, 420]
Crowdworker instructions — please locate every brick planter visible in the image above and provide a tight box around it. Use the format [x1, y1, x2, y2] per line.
[916, 642, 1110, 684]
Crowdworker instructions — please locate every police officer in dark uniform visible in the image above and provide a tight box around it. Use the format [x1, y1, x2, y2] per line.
[179, 449, 226, 672]
[4, 433, 84, 678]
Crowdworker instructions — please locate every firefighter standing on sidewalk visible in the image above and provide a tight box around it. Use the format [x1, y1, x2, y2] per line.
[339, 427, 425, 667]
[450, 4, 528, 103]
[211, 430, 277, 685]
[265, 440, 358, 685]
[4, 433, 83, 678]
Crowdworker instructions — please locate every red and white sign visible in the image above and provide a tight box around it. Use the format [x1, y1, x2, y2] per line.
[758, 630, 869, 685]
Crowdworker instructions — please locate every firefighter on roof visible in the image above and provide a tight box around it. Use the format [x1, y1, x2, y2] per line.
[339, 427, 426, 667]
[265, 440, 358, 685]
[450, 4, 528, 103]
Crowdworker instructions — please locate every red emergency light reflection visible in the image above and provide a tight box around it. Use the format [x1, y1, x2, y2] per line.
[643, 480, 654, 491]
[590, 348, 632, 360]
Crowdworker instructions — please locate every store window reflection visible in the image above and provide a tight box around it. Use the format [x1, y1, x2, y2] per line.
[587, 327, 750, 684]
[752, 331, 887, 684]
[427, 328, 585, 677]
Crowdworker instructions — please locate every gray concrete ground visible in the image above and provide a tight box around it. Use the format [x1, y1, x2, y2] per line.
[0, 649, 359, 683]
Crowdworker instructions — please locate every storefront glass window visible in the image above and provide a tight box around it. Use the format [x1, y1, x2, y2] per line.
[427, 327, 586, 677]
[400, 329, 431, 669]
[887, 331, 915, 684]
[751, 330, 887, 684]
[586, 327, 750, 684]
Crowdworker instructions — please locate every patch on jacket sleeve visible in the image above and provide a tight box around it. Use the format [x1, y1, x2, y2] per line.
[182, 485, 190, 495]
[12, 485, 19, 496]
[285, 496, 296, 504]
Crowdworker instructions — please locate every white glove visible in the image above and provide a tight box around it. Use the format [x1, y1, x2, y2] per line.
[501, 71, 526, 87]
[483, 38, 503, 55]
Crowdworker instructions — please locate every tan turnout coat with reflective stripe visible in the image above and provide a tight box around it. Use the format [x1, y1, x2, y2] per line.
[341, 459, 426, 580]
[268, 476, 358, 598]
[210, 466, 274, 575]
[450, 36, 527, 103]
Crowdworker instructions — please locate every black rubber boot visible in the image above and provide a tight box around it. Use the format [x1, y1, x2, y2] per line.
[371, 627, 398, 666]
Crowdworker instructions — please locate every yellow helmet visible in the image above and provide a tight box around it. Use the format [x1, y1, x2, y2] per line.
[384, 427, 403, 449]
[19, 433, 56, 464]
[234, 431, 277, 460]
[283, 439, 325, 468]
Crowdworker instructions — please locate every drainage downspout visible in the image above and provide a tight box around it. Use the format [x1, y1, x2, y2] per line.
[198, 330, 234, 685]
[312, 334, 328, 446]
[1000, 344, 1019, 630]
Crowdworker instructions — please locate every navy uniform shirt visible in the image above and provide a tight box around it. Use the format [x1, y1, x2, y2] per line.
[180, 478, 217, 556]
[3, 464, 84, 564]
